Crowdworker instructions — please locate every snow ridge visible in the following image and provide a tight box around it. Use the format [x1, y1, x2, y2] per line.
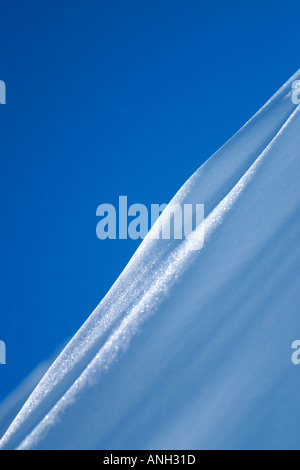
[1, 70, 300, 450]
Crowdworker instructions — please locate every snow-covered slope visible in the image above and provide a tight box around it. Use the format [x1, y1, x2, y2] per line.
[0, 345, 64, 441]
[1, 71, 300, 450]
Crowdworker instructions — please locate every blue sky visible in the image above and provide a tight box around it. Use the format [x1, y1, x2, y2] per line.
[0, 0, 299, 401]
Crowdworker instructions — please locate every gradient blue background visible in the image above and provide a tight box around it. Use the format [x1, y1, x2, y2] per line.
[0, 0, 299, 402]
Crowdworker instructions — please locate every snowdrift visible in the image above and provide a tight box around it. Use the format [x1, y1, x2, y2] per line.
[1, 71, 300, 450]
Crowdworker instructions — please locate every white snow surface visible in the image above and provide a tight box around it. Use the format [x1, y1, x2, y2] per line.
[1, 71, 300, 450]
[0, 345, 64, 441]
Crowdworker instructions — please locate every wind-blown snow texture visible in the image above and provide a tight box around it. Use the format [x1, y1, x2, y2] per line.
[0, 345, 64, 441]
[1, 71, 300, 450]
